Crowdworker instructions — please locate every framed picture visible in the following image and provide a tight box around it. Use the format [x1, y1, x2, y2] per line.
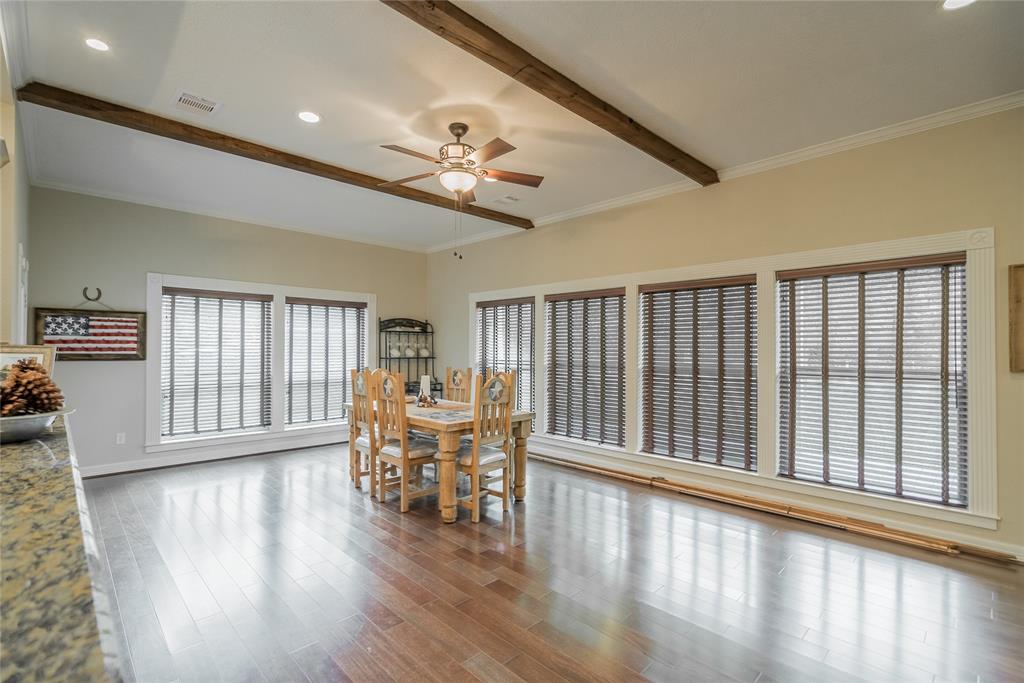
[1011, 264, 1024, 373]
[34, 308, 146, 361]
[0, 344, 55, 379]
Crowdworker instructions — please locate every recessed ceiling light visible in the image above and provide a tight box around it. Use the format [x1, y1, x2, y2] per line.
[297, 111, 321, 124]
[483, 176, 498, 183]
[942, 0, 977, 9]
[85, 38, 109, 52]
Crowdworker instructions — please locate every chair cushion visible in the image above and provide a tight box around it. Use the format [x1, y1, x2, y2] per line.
[354, 435, 371, 450]
[380, 437, 438, 459]
[455, 444, 507, 468]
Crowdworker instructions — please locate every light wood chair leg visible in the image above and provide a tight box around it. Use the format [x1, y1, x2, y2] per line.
[502, 465, 510, 511]
[353, 449, 362, 489]
[378, 460, 386, 501]
[471, 468, 481, 523]
[400, 466, 410, 513]
[369, 452, 377, 498]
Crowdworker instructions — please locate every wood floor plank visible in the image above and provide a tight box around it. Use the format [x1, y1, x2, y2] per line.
[461, 652, 528, 683]
[296, 609, 396, 683]
[194, 613, 266, 683]
[289, 642, 353, 683]
[83, 446, 1024, 683]
[420, 598, 523, 664]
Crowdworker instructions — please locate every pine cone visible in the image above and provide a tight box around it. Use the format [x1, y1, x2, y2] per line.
[1, 359, 64, 416]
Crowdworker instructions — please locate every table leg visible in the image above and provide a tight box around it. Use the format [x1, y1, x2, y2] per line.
[513, 419, 529, 502]
[439, 432, 460, 523]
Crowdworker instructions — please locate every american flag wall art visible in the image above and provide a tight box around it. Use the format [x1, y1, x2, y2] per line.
[34, 308, 146, 360]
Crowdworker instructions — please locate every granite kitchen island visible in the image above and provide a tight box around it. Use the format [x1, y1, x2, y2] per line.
[1, 417, 121, 681]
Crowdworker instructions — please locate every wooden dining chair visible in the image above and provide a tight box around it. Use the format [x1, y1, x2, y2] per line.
[375, 369, 440, 511]
[349, 368, 380, 493]
[449, 371, 515, 523]
[446, 367, 472, 402]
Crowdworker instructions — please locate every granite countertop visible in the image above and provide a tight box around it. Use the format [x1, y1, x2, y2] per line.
[1, 417, 121, 682]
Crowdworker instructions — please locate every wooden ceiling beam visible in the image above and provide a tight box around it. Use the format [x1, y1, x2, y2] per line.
[16, 82, 534, 230]
[382, 0, 719, 187]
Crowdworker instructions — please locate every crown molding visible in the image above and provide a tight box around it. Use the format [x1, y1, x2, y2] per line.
[533, 90, 1024, 229]
[0, 1, 29, 89]
[719, 89, 1024, 182]
[533, 178, 697, 228]
[424, 225, 523, 254]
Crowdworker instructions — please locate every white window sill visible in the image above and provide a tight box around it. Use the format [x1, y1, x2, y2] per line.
[285, 420, 346, 432]
[146, 421, 348, 454]
[532, 433, 999, 530]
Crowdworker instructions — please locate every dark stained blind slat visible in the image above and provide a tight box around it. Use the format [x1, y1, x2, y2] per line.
[640, 280, 758, 470]
[546, 292, 625, 447]
[777, 258, 968, 507]
[160, 289, 272, 437]
[476, 300, 535, 413]
[285, 301, 366, 425]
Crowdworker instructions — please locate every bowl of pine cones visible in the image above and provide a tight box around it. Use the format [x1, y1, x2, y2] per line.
[0, 358, 73, 443]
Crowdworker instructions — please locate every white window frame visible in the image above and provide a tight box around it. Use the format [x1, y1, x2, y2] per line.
[467, 228, 997, 529]
[145, 273, 376, 457]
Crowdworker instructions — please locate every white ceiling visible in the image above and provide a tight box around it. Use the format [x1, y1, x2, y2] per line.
[464, 0, 1024, 169]
[7, 1, 1024, 251]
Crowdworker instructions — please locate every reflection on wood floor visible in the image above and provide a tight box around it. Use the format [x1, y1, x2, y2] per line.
[84, 445, 1024, 682]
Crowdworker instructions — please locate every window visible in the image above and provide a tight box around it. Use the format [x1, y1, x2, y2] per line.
[161, 287, 272, 438]
[640, 276, 758, 470]
[546, 288, 625, 447]
[476, 297, 535, 412]
[777, 252, 968, 506]
[284, 298, 367, 425]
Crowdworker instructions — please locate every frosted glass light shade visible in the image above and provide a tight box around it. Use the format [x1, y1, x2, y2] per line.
[439, 169, 478, 193]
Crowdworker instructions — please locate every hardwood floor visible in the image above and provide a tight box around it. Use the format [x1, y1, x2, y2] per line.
[84, 445, 1024, 683]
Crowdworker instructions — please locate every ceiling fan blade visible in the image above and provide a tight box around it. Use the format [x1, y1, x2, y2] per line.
[483, 168, 544, 188]
[380, 144, 439, 163]
[466, 138, 515, 166]
[378, 171, 437, 187]
[459, 188, 477, 205]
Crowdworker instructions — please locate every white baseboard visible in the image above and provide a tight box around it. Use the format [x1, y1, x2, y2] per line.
[80, 431, 346, 477]
[527, 439, 1024, 562]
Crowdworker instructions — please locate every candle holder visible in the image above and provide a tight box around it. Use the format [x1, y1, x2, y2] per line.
[417, 374, 438, 407]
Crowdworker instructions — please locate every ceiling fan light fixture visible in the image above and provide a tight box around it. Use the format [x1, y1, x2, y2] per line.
[440, 142, 473, 162]
[439, 168, 478, 194]
[942, 0, 976, 9]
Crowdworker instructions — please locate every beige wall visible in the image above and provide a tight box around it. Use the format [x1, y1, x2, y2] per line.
[0, 45, 29, 343]
[426, 108, 1024, 553]
[29, 187, 427, 469]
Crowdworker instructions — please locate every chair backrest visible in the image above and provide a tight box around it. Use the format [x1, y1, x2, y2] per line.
[470, 371, 515, 453]
[375, 368, 409, 446]
[351, 368, 378, 448]
[446, 367, 472, 402]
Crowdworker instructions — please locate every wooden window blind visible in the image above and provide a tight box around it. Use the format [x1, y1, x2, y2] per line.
[284, 298, 367, 425]
[777, 252, 968, 506]
[160, 287, 272, 437]
[476, 297, 534, 413]
[545, 288, 625, 447]
[639, 275, 757, 469]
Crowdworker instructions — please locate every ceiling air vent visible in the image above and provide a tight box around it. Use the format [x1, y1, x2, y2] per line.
[174, 91, 220, 116]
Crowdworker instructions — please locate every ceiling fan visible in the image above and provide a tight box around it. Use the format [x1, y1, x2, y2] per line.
[379, 122, 544, 204]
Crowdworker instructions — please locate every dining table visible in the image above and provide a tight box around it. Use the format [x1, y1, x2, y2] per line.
[344, 398, 535, 523]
